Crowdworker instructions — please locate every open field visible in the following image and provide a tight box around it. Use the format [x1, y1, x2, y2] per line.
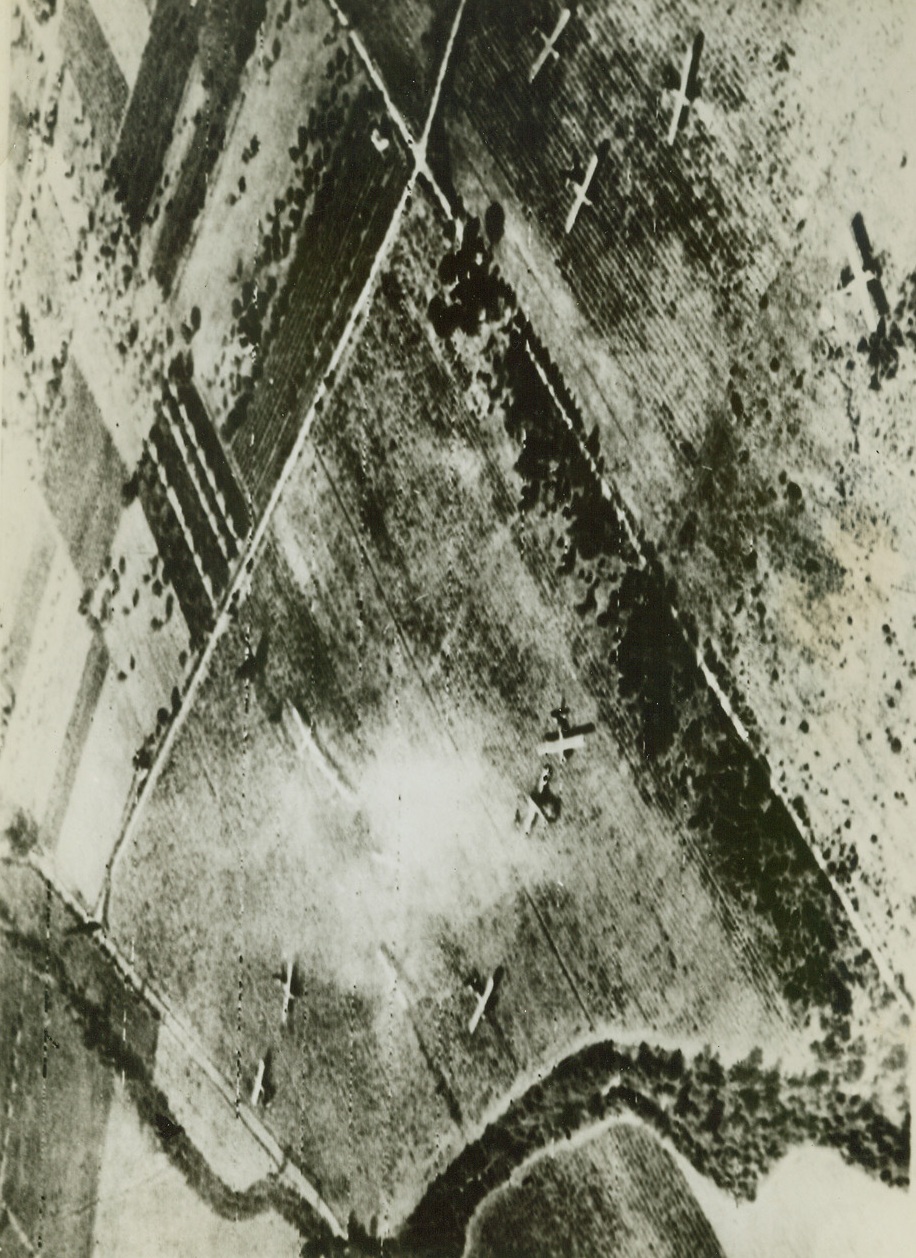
[149, 0, 267, 294]
[107, 184, 908, 1235]
[4, 0, 914, 1253]
[0, 861, 327, 1255]
[92, 1079, 301, 1258]
[6, 9, 44, 230]
[85, 0, 150, 88]
[0, 931, 115, 1258]
[60, 0, 129, 157]
[436, 0, 916, 986]
[171, 0, 354, 418]
[110, 0, 203, 231]
[466, 1122, 725, 1258]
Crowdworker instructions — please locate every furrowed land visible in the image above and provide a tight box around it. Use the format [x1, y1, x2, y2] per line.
[107, 184, 909, 1233]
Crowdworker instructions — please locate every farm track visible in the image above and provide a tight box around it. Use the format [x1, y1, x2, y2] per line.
[232, 132, 410, 511]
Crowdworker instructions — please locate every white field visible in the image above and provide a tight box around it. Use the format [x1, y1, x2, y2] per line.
[172, 0, 348, 421]
[0, 532, 92, 826]
[682, 1143, 916, 1258]
[88, 0, 151, 89]
[54, 500, 191, 907]
[92, 1078, 301, 1258]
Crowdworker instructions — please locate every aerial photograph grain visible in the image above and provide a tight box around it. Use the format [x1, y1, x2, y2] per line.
[2, 1, 915, 1254]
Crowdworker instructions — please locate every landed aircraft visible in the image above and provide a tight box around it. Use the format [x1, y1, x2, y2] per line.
[564, 149, 600, 234]
[517, 765, 563, 836]
[249, 1050, 276, 1108]
[467, 964, 506, 1035]
[665, 31, 704, 145]
[154, 1112, 185, 1144]
[65, 917, 103, 937]
[538, 702, 595, 760]
[530, 7, 571, 83]
[236, 630, 269, 684]
[273, 956, 302, 1026]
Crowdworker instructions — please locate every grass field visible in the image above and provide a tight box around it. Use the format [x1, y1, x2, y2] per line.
[59, 0, 129, 158]
[431, 0, 916, 989]
[151, 0, 267, 294]
[92, 1079, 302, 1258]
[103, 184, 907, 1235]
[172, 0, 352, 416]
[110, 0, 203, 232]
[0, 858, 334, 1254]
[84, 0, 150, 88]
[40, 358, 125, 588]
[466, 1122, 725, 1258]
[4, 6, 43, 233]
[0, 862, 307, 1256]
[0, 933, 115, 1258]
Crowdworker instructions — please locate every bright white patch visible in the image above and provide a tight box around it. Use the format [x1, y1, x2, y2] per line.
[88, 0, 150, 88]
[679, 1143, 915, 1258]
[268, 725, 547, 992]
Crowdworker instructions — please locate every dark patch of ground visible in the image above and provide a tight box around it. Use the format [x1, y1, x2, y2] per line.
[110, 0, 204, 232]
[337, 0, 459, 133]
[152, 0, 268, 293]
